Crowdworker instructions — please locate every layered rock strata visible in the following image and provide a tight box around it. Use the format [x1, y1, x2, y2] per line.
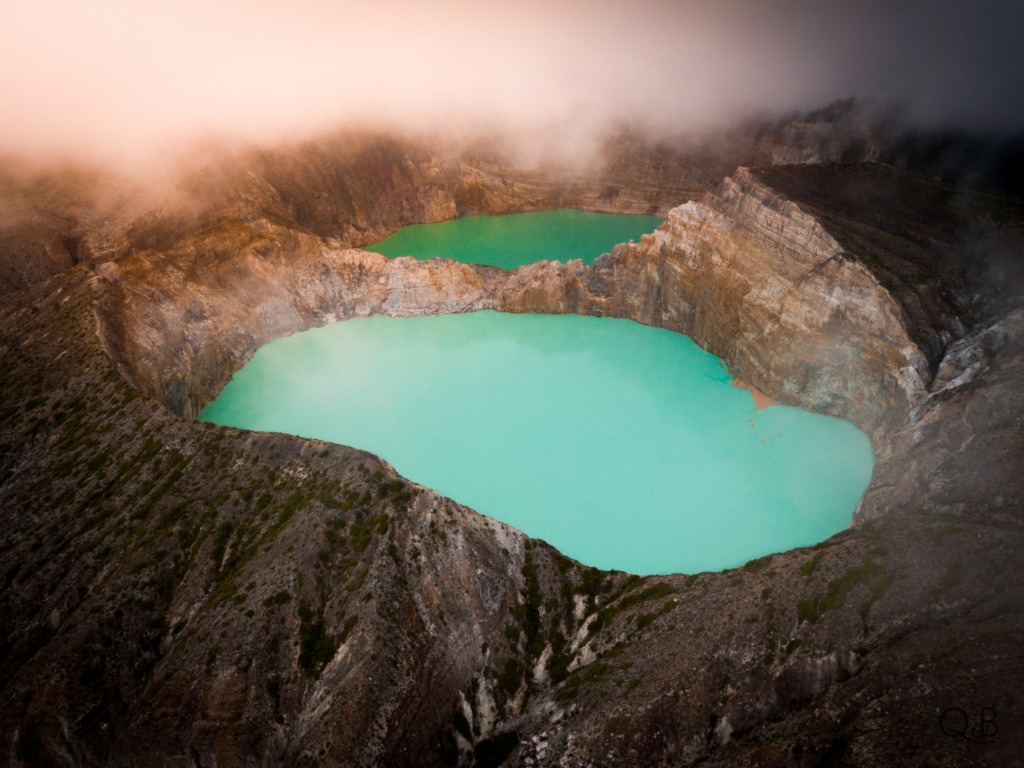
[97, 166, 973, 445]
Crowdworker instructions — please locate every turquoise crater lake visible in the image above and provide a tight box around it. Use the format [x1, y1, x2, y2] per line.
[200, 312, 874, 575]
[364, 209, 665, 268]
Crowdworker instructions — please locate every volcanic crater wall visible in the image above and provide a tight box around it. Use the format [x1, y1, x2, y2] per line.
[5, 151, 1024, 767]
[94, 166, 932, 448]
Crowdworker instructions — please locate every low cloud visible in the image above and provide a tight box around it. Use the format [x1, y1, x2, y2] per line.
[1, 0, 1022, 170]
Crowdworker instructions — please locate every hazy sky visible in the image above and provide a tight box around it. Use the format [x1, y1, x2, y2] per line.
[2, 0, 1022, 166]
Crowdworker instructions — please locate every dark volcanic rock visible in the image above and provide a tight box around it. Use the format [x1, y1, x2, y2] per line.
[1, 134, 1023, 767]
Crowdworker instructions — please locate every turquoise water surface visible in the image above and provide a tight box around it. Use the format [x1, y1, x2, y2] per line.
[200, 312, 874, 574]
[365, 209, 664, 269]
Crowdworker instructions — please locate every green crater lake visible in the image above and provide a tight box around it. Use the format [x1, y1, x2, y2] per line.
[203, 210, 873, 573]
[201, 311, 874, 575]
[364, 208, 664, 268]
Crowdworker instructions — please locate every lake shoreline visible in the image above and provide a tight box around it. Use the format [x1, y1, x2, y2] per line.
[732, 377, 779, 410]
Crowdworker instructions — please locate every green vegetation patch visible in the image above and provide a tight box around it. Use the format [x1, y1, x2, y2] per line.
[798, 559, 892, 623]
[350, 512, 389, 553]
[743, 554, 774, 573]
[801, 552, 824, 579]
[590, 581, 676, 634]
[636, 599, 678, 631]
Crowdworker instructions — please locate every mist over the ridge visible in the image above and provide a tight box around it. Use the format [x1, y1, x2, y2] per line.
[1, 0, 1023, 170]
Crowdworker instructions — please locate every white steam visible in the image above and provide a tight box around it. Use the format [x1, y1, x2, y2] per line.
[1, 0, 1021, 168]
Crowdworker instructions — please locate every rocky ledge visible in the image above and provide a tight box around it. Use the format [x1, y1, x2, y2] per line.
[2, 152, 1023, 767]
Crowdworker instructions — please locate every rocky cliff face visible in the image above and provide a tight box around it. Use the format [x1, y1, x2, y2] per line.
[856, 306, 1024, 521]
[3, 138, 1024, 768]
[98, 164, 985, 444]
[572, 168, 929, 441]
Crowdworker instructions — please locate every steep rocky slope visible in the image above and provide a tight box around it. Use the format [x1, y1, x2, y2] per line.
[2, 137, 1023, 767]
[3, 271, 620, 766]
[98, 164, 1021, 442]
